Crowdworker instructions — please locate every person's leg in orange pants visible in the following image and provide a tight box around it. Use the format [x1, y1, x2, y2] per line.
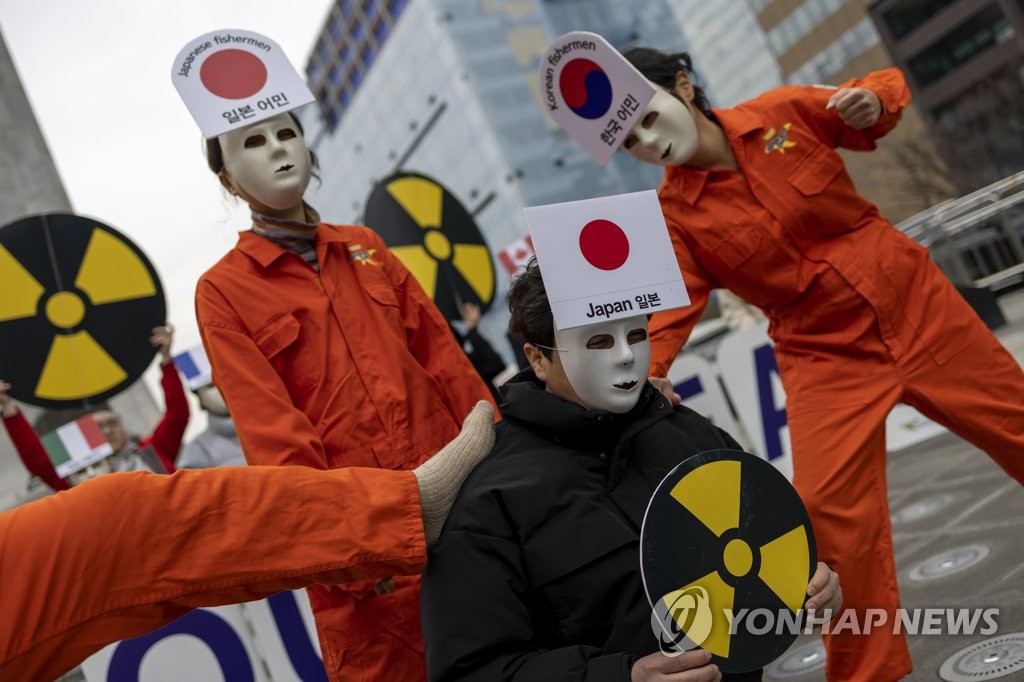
[899, 314, 1024, 480]
[0, 465, 424, 682]
[784, 342, 912, 682]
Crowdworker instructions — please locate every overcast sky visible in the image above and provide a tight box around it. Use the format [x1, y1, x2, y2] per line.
[0, 1, 335, 423]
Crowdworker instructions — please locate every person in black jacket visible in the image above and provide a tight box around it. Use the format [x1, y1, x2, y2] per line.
[421, 260, 841, 682]
[449, 301, 508, 403]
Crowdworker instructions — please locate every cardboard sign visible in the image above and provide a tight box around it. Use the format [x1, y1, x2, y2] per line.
[171, 29, 314, 138]
[524, 190, 689, 329]
[173, 345, 213, 391]
[666, 353, 742, 438]
[364, 172, 496, 320]
[539, 31, 655, 165]
[40, 415, 113, 478]
[0, 213, 166, 409]
[642, 449, 816, 672]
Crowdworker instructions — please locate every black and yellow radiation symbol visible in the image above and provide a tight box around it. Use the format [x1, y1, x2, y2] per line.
[641, 450, 816, 673]
[0, 213, 166, 409]
[364, 172, 495, 321]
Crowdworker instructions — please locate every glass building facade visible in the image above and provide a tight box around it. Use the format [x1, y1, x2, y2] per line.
[664, 0, 782, 107]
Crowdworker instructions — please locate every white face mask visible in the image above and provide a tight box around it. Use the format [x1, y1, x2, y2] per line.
[219, 113, 312, 211]
[622, 88, 699, 167]
[197, 385, 230, 418]
[553, 315, 651, 413]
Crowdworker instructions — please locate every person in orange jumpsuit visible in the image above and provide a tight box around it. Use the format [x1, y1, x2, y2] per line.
[610, 48, 1024, 681]
[194, 112, 495, 680]
[0, 400, 494, 682]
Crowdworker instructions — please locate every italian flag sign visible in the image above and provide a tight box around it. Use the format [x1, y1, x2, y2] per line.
[40, 416, 113, 478]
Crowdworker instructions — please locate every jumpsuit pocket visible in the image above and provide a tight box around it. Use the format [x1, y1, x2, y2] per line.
[788, 145, 842, 196]
[786, 145, 866, 234]
[252, 313, 320, 400]
[703, 227, 763, 271]
[361, 276, 406, 337]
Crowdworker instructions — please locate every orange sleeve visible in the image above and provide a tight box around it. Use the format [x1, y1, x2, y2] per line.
[0, 466, 425, 682]
[196, 282, 328, 469]
[374, 233, 498, 421]
[648, 222, 716, 378]
[786, 68, 911, 151]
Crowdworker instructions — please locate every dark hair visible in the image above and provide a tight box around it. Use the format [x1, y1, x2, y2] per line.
[506, 258, 555, 360]
[204, 111, 320, 177]
[622, 47, 714, 119]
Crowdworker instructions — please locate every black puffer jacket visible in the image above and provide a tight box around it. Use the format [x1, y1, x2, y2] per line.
[421, 371, 761, 681]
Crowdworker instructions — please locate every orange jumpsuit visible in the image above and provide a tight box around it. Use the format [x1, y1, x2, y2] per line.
[0, 465, 425, 682]
[648, 69, 1024, 681]
[196, 224, 494, 681]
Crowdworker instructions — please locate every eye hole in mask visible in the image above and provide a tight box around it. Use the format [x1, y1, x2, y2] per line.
[584, 328, 648, 350]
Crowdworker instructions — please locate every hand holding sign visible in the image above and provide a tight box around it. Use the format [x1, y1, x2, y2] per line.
[641, 449, 817, 673]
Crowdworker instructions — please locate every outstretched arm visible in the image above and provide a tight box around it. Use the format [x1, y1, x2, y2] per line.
[0, 401, 496, 682]
[145, 325, 191, 470]
[791, 68, 911, 150]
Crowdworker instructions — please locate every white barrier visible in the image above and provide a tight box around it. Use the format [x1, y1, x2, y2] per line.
[81, 591, 325, 682]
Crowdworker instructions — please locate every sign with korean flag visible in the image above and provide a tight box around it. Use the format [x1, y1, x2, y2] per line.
[173, 345, 213, 391]
[540, 31, 655, 165]
[40, 415, 113, 478]
[524, 190, 689, 329]
[172, 29, 314, 139]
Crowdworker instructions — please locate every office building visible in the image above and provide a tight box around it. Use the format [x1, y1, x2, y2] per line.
[665, 0, 783, 107]
[869, 0, 1024, 192]
[751, 0, 956, 220]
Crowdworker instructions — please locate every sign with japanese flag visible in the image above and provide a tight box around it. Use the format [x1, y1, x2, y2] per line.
[171, 29, 314, 139]
[40, 415, 113, 478]
[498, 235, 535, 276]
[540, 31, 655, 165]
[524, 190, 689, 329]
[173, 345, 213, 391]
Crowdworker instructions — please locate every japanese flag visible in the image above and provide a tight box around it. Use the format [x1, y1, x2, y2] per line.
[171, 29, 314, 138]
[524, 190, 689, 329]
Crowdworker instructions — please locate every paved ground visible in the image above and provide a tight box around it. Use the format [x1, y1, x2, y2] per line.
[765, 289, 1024, 681]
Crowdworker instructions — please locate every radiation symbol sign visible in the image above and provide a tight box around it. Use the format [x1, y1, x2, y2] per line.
[641, 450, 816, 673]
[0, 213, 166, 409]
[364, 172, 495, 321]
